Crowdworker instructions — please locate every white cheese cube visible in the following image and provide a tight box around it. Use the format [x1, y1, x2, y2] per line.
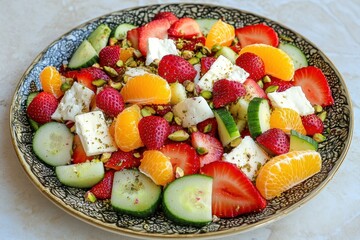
[51, 82, 94, 122]
[145, 38, 178, 65]
[223, 136, 270, 181]
[75, 111, 117, 156]
[197, 55, 249, 91]
[267, 86, 314, 116]
[124, 67, 149, 78]
[173, 96, 214, 128]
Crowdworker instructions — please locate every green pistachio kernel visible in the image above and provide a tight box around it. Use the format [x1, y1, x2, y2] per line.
[163, 112, 174, 122]
[200, 90, 213, 99]
[92, 79, 107, 87]
[104, 66, 118, 77]
[265, 85, 279, 93]
[188, 57, 200, 65]
[313, 133, 326, 143]
[262, 75, 271, 83]
[317, 111, 327, 122]
[168, 130, 190, 142]
[196, 147, 208, 155]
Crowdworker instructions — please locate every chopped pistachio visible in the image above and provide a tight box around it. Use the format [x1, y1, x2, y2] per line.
[203, 124, 212, 133]
[84, 191, 97, 203]
[317, 111, 327, 122]
[168, 130, 190, 141]
[116, 60, 124, 67]
[265, 85, 279, 93]
[104, 66, 119, 77]
[176, 42, 184, 50]
[92, 79, 107, 87]
[122, 75, 131, 84]
[200, 46, 211, 55]
[257, 80, 264, 89]
[262, 75, 271, 83]
[109, 81, 123, 90]
[188, 125, 198, 133]
[182, 50, 194, 60]
[209, 102, 214, 109]
[109, 37, 118, 46]
[211, 44, 222, 52]
[163, 111, 174, 122]
[100, 152, 112, 163]
[61, 82, 71, 92]
[185, 81, 195, 92]
[133, 49, 142, 58]
[230, 137, 242, 147]
[195, 51, 203, 58]
[313, 133, 326, 143]
[141, 107, 155, 117]
[133, 152, 141, 158]
[314, 105, 323, 113]
[174, 116, 182, 125]
[188, 57, 200, 65]
[200, 90, 212, 99]
[196, 147, 208, 155]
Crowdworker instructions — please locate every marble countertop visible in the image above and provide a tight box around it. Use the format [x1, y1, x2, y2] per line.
[1, 0, 359, 239]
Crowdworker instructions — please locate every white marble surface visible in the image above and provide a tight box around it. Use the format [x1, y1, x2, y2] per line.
[1, 0, 359, 239]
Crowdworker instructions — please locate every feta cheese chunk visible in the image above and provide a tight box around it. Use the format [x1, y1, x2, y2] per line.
[197, 55, 249, 91]
[51, 82, 94, 122]
[145, 38, 178, 65]
[267, 86, 314, 116]
[223, 136, 270, 181]
[124, 67, 149, 78]
[75, 111, 117, 156]
[173, 96, 214, 128]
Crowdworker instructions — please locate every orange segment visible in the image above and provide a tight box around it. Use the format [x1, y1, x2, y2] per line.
[114, 104, 143, 152]
[120, 47, 135, 63]
[139, 150, 175, 186]
[120, 73, 171, 105]
[239, 44, 295, 81]
[270, 108, 306, 135]
[39, 66, 64, 98]
[256, 150, 322, 199]
[205, 20, 235, 50]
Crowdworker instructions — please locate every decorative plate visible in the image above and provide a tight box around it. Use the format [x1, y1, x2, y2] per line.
[10, 3, 353, 239]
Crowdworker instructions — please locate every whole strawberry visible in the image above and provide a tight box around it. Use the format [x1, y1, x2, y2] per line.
[86, 170, 115, 200]
[236, 52, 265, 81]
[212, 79, 246, 108]
[158, 54, 197, 83]
[138, 115, 171, 150]
[263, 76, 293, 92]
[96, 87, 125, 118]
[256, 128, 290, 155]
[27, 92, 58, 124]
[99, 45, 120, 68]
[301, 114, 324, 136]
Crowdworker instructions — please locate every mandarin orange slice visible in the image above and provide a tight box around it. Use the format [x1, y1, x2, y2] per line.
[39, 66, 64, 98]
[205, 20, 235, 50]
[256, 150, 322, 199]
[120, 73, 171, 105]
[114, 104, 143, 152]
[239, 44, 295, 81]
[270, 108, 306, 135]
[139, 150, 175, 186]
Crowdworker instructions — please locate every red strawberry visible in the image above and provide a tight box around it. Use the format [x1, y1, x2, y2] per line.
[76, 71, 96, 92]
[243, 78, 267, 100]
[200, 57, 216, 75]
[158, 54, 197, 83]
[181, 36, 206, 51]
[72, 135, 93, 164]
[127, 28, 139, 49]
[99, 45, 120, 68]
[197, 118, 218, 137]
[96, 87, 125, 118]
[235, 52, 265, 81]
[80, 67, 111, 81]
[230, 42, 242, 53]
[235, 23, 279, 48]
[160, 143, 200, 176]
[153, 12, 179, 25]
[293, 66, 334, 106]
[191, 131, 223, 167]
[137, 19, 171, 56]
[301, 114, 324, 136]
[138, 115, 171, 150]
[87, 170, 115, 200]
[212, 79, 246, 108]
[27, 92, 58, 124]
[168, 17, 202, 39]
[104, 150, 141, 171]
[256, 128, 290, 155]
[263, 76, 293, 92]
[201, 161, 267, 218]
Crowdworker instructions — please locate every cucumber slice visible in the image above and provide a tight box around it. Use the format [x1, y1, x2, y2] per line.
[88, 24, 111, 54]
[68, 40, 98, 69]
[195, 19, 217, 35]
[26, 92, 40, 130]
[111, 169, 161, 218]
[111, 23, 136, 40]
[55, 161, 104, 188]
[215, 46, 238, 64]
[162, 174, 213, 227]
[33, 122, 73, 166]
[214, 108, 240, 146]
[170, 82, 187, 105]
[247, 98, 271, 138]
[290, 130, 318, 151]
[279, 43, 308, 70]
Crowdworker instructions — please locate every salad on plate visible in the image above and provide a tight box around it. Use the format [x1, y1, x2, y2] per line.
[25, 11, 334, 227]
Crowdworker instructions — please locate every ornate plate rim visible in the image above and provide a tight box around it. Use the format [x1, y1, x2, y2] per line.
[9, 3, 354, 239]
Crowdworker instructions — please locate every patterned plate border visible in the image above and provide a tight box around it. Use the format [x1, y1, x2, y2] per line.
[10, 3, 353, 239]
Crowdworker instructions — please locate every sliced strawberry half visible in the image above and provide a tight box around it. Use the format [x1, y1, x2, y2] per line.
[153, 11, 179, 25]
[75, 71, 96, 92]
[86, 170, 115, 200]
[160, 143, 200, 176]
[72, 135, 93, 164]
[243, 78, 267, 100]
[127, 28, 139, 49]
[137, 19, 171, 56]
[235, 23, 279, 48]
[191, 131, 223, 167]
[104, 150, 141, 171]
[168, 17, 202, 39]
[293, 66, 334, 107]
[200, 57, 216, 75]
[200, 161, 267, 218]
